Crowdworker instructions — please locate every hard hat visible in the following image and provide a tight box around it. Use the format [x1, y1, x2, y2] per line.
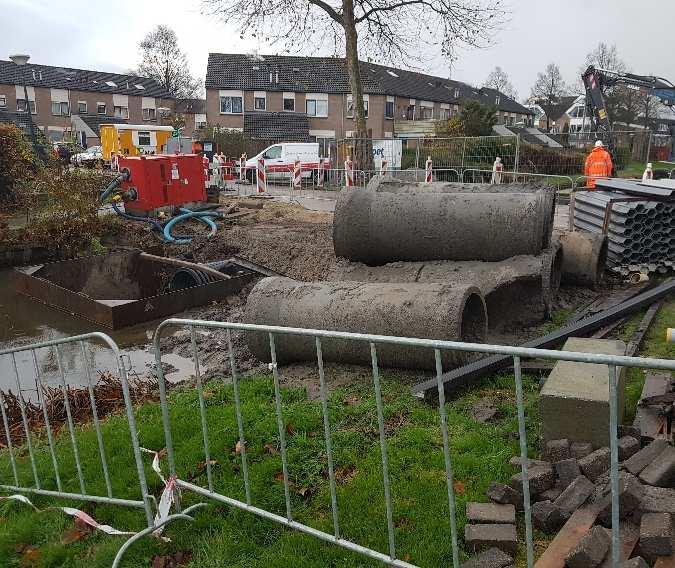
[647, 162, 653, 168]
[594, 140, 604, 148]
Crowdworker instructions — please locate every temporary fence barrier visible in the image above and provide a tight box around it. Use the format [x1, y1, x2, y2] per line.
[149, 317, 675, 568]
[256, 157, 266, 193]
[462, 168, 576, 190]
[425, 157, 433, 183]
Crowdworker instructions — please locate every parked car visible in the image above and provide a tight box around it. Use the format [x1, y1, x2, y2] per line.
[71, 145, 103, 167]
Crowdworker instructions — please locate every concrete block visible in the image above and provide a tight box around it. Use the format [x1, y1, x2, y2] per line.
[571, 441, 594, 459]
[540, 338, 626, 448]
[464, 524, 518, 555]
[509, 456, 550, 469]
[531, 500, 566, 533]
[640, 512, 673, 557]
[579, 447, 611, 482]
[565, 525, 611, 568]
[618, 436, 641, 461]
[467, 503, 516, 525]
[539, 487, 563, 502]
[596, 472, 645, 526]
[639, 445, 675, 487]
[487, 482, 523, 511]
[459, 547, 513, 568]
[620, 558, 649, 568]
[640, 485, 675, 514]
[546, 439, 571, 462]
[624, 439, 670, 475]
[553, 475, 595, 517]
[510, 465, 555, 495]
[618, 425, 642, 443]
[555, 458, 581, 487]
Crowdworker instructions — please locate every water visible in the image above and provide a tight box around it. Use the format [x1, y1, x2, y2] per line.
[0, 269, 195, 396]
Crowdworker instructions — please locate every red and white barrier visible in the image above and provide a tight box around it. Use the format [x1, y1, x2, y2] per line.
[239, 153, 247, 182]
[380, 159, 388, 177]
[491, 157, 503, 184]
[293, 159, 302, 189]
[256, 156, 267, 193]
[425, 156, 433, 183]
[345, 156, 354, 187]
[642, 162, 654, 182]
[317, 158, 325, 187]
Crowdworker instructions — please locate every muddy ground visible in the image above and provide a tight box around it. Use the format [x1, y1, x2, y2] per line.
[105, 197, 632, 397]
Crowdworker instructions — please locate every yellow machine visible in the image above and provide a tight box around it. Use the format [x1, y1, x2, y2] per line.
[100, 124, 174, 161]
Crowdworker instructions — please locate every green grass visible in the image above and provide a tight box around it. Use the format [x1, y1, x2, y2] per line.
[0, 301, 672, 567]
[618, 160, 672, 179]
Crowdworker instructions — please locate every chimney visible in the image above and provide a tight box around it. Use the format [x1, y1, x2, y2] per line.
[269, 72, 273, 84]
[275, 71, 279, 84]
[39, 70, 43, 80]
[32, 70, 36, 80]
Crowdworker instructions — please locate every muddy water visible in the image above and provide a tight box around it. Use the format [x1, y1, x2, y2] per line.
[0, 270, 196, 396]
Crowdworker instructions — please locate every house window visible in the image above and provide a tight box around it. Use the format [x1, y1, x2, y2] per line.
[420, 106, 433, 119]
[306, 97, 328, 117]
[17, 99, 36, 113]
[137, 131, 151, 146]
[283, 95, 295, 111]
[196, 119, 207, 129]
[0, 95, 6, 108]
[142, 107, 156, 120]
[51, 101, 70, 116]
[439, 108, 451, 120]
[406, 105, 415, 120]
[114, 106, 129, 119]
[385, 100, 394, 119]
[97, 103, 106, 114]
[78, 101, 87, 114]
[219, 96, 243, 114]
[254, 92, 267, 111]
[346, 95, 368, 119]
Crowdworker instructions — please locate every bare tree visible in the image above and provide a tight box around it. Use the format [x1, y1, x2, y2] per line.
[530, 63, 569, 130]
[203, 0, 507, 168]
[583, 42, 626, 74]
[483, 66, 517, 99]
[137, 25, 202, 99]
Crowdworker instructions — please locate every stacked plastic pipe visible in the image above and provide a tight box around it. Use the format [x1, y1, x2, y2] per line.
[573, 191, 675, 267]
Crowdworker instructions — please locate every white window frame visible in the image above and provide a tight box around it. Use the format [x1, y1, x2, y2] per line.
[254, 91, 267, 111]
[114, 106, 129, 119]
[137, 131, 152, 146]
[51, 101, 70, 116]
[17, 99, 37, 114]
[97, 102, 106, 115]
[142, 107, 156, 120]
[77, 101, 87, 114]
[306, 93, 328, 118]
[346, 94, 369, 119]
[420, 101, 434, 120]
[385, 95, 395, 119]
[219, 90, 244, 115]
[0, 94, 5, 108]
[283, 92, 295, 112]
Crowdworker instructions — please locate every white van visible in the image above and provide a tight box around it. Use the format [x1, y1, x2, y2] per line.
[243, 143, 330, 182]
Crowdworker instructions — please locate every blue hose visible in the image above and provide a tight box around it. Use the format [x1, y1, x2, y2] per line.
[162, 208, 219, 245]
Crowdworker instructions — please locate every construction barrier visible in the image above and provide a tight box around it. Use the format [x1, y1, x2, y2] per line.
[317, 158, 325, 187]
[345, 157, 354, 187]
[256, 157, 266, 193]
[491, 157, 503, 184]
[425, 156, 433, 183]
[293, 159, 302, 189]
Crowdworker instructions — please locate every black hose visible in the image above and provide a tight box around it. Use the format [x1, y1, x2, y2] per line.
[111, 200, 165, 233]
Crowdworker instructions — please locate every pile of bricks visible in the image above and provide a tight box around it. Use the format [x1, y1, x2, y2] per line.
[461, 433, 675, 567]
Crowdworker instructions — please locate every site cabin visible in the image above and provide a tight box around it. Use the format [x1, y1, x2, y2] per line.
[100, 124, 175, 161]
[244, 143, 330, 181]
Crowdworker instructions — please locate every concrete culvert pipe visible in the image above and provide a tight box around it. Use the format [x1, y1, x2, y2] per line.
[367, 176, 557, 196]
[333, 188, 554, 264]
[554, 230, 607, 287]
[244, 277, 487, 371]
[328, 246, 562, 331]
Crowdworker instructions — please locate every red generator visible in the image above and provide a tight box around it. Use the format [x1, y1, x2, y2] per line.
[118, 155, 207, 216]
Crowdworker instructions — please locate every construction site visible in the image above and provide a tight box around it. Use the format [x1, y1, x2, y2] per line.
[0, 6, 675, 568]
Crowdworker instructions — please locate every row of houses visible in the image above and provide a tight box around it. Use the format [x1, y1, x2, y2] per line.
[0, 53, 534, 147]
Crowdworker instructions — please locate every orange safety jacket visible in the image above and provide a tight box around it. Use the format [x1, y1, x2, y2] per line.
[584, 147, 613, 189]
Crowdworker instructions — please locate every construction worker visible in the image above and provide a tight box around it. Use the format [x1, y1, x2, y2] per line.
[584, 140, 613, 189]
[642, 162, 654, 182]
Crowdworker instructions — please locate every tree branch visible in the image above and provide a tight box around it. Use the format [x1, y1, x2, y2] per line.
[307, 0, 342, 22]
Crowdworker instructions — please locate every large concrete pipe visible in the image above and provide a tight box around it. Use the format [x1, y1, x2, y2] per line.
[244, 277, 487, 370]
[329, 246, 563, 331]
[553, 230, 607, 286]
[333, 188, 554, 264]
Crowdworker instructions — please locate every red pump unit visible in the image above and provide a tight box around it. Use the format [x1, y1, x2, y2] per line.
[118, 155, 207, 215]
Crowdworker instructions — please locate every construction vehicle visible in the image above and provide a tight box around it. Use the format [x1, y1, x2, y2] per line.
[100, 124, 174, 161]
[581, 65, 675, 165]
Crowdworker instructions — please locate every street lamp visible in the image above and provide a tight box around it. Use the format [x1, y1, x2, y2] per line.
[9, 53, 45, 162]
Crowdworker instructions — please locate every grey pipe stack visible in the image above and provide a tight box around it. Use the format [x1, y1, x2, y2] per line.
[245, 277, 487, 370]
[333, 187, 555, 264]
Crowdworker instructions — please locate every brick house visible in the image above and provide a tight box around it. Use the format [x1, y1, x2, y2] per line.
[205, 53, 533, 145]
[174, 98, 207, 138]
[0, 60, 173, 146]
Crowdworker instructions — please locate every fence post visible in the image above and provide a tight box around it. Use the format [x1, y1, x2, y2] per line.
[514, 134, 520, 174]
[415, 139, 421, 170]
[256, 157, 266, 193]
[317, 158, 324, 188]
[380, 159, 388, 177]
[461, 138, 467, 173]
[345, 156, 354, 187]
[425, 156, 433, 183]
[293, 158, 301, 189]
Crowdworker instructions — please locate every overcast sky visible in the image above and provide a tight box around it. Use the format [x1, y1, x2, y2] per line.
[1, 0, 674, 102]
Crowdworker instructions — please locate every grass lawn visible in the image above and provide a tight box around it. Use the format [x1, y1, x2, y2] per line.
[0, 299, 672, 567]
[618, 160, 673, 179]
